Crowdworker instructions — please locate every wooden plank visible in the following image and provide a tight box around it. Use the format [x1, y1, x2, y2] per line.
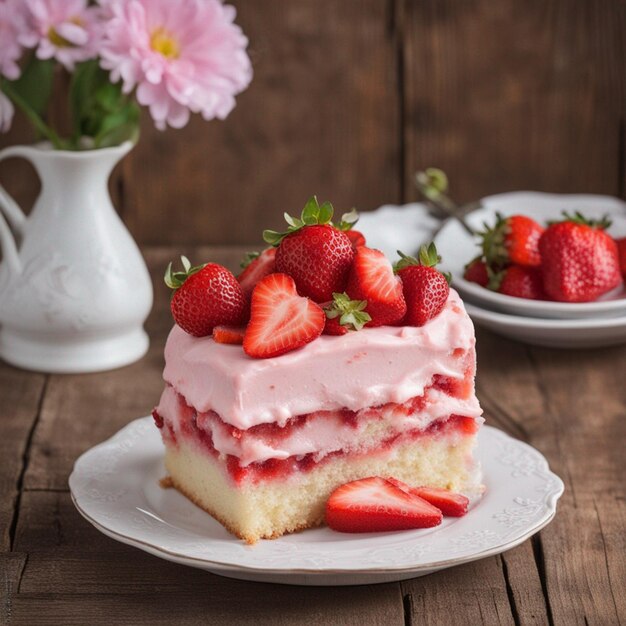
[476, 329, 626, 625]
[0, 364, 46, 550]
[402, 0, 626, 203]
[13, 491, 405, 624]
[401, 556, 515, 625]
[121, 0, 401, 245]
[23, 246, 247, 491]
[7, 590, 404, 626]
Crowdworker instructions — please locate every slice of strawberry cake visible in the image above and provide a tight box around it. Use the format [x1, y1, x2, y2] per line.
[153, 198, 483, 543]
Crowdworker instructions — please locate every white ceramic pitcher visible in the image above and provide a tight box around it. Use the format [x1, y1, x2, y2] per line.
[0, 141, 153, 373]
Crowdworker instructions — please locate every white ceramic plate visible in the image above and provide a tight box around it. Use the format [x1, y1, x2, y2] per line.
[69, 418, 563, 586]
[434, 192, 626, 319]
[465, 301, 626, 348]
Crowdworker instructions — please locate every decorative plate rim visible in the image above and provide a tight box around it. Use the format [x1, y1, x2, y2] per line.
[69, 419, 564, 575]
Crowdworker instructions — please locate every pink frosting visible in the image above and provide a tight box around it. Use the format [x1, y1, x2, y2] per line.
[162, 289, 479, 430]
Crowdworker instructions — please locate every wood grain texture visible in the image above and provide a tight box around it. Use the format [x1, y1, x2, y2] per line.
[119, 0, 400, 246]
[402, 0, 626, 203]
[0, 365, 46, 550]
[476, 330, 626, 626]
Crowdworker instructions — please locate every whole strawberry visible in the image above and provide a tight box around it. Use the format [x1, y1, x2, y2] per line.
[165, 257, 246, 337]
[480, 213, 544, 267]
[539, 212, 622, 302]
[264, 197, 355, 302]
[463, 257, 489, 287]
[346, 247, 406, 326]
[237, 247, 276, 298]
[492, 265, 544, 300]
[395, 243, 450, 327]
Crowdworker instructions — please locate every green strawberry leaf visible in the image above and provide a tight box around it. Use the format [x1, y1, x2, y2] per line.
[240, 251, 260, 269]
[263, 196, 338, 246]
[164, 256, 207, 291]
[394, 243, 443, 272]
[324, 292, 371, 331]
[337, 208, 359, 231]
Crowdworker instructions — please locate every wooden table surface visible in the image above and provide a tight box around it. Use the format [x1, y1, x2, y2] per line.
[1, 246, 625, 626]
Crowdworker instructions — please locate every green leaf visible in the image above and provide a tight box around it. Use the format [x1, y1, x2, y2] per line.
[324, 292, 371, 331]
[263, 230, 283, 246]
[337, 208, 359, 230]
[318, 201, 334, 225]
[10, 56, 55, 118]
[240, 251, 260, 269]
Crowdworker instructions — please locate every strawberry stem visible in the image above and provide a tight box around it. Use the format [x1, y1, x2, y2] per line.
[324, 292, 371, 331]
[164, 256, 207, 290]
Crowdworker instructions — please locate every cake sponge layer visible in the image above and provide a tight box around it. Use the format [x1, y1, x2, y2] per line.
[164, 433, 481, 544]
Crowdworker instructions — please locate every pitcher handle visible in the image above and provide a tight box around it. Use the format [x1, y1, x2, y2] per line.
[0, 145, 32, 235]
[0, 146, 32, 275]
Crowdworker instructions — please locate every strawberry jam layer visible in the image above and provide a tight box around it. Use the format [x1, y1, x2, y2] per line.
[156, 405, 477, 485]
[155, 371, 482, 471]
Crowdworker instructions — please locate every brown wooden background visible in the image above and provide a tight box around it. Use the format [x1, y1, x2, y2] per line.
[1, 0, 626, 247]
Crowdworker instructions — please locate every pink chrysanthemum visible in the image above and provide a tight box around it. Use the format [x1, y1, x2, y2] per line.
[19, 0, 103, 71]
[0, 0, 27, 80]
[99, 0, 252, 130]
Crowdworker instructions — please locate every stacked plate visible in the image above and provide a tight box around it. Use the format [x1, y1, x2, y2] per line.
[359, 192, 626, 349]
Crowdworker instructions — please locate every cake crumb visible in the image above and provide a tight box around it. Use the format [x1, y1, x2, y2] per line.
[159, 476, 174, 489]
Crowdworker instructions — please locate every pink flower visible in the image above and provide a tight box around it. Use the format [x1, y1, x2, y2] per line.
[19, 0, 103, 71]
[0, 91, 14, 133]
[0, 0, 27, 80]
[99, 0, 252, 130]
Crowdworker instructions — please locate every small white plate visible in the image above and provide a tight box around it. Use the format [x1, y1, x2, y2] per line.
[434, 192, 626, 319]
[69, 418, 563, 586]
[465, 301, 626, 348]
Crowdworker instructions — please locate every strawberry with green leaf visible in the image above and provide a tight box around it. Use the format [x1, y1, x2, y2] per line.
[395, 243, 450, 327]
[237, 247, 276, 298]
[264, 197, 355, 302]
[323, 292, 371, 335]
[479, 213, 544, 268]
[165, 256, 246, 337]
[539, 212, 622, 302]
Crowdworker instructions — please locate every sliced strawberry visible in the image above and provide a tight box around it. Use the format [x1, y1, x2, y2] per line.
[237, 248, 277, 298]
[346, 247, 406, 326]
[243, 273, 325, 358]
[325, 476, 443, 533]
[212, 325, 245, 345]
[386, 478, 469, 517]
[346, 229, 366, 248]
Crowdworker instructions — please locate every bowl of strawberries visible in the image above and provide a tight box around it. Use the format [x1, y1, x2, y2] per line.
[433, 192, 626, 321]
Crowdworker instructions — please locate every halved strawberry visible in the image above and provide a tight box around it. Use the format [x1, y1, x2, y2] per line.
[243, 273, 325, 358]
[237, 248, 277, 298]
[213, 325, 245, 345]
[325, 476, 443, 533]
[346, 247, 406, 326]
[386, 478, 469, 517]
